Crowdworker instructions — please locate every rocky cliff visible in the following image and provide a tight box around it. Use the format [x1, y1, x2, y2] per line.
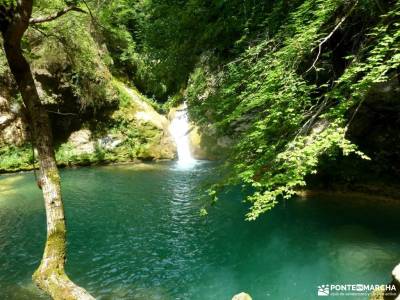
[0, 81, 176, 173]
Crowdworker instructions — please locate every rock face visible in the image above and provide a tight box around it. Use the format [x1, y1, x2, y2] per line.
[0, 80, 176, 171]
[114, 86, 176, 160]
[67, 129, 96, 155]
[232, 292, 252, 300]
[346, 76, 400, 178]
[63, 86, 177, 162]
[189, 124, 232, 160]
[0, 95, 27, 146]
[126, 86, 168, 131]
[97, 135, 123, 151]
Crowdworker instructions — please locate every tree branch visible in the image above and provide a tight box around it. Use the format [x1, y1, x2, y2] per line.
[47, 110, 77, 116]
[305, 1, 358, 73]
[29, 6, 86, 24]
[81, 0, 107, 31]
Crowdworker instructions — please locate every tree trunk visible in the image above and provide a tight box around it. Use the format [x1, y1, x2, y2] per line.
[1, 1, 94, 299]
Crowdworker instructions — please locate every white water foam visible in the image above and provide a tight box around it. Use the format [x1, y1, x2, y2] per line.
[169, 104, 197, 169]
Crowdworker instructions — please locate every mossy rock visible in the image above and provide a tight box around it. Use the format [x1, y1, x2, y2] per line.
[189, 124, 232, 160]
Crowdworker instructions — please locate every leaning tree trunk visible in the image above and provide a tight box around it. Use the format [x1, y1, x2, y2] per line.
[1, 1, 94, 299]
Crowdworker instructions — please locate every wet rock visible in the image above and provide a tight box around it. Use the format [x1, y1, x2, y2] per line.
[189, 124, 232, 160]
[393, 264, 400, 284]
[169, 105, 231, 160]
[136, 123, 176, 160]
[188, 125, 206, 159]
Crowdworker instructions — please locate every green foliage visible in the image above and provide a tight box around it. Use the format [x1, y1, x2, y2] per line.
[96, 0, 167, 98]
[95, 0, 289, 99]
[0, 0, 16, 7]
[0, 144, 34, 172]
[199, 208, 208, 217]
[328, 2, 400, 117]
[22, 0, 118, 109]
[185, 0, 398, 219]
[113, 79, 163, 112]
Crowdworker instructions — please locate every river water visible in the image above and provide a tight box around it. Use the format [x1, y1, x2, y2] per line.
[0, 162, 399, 299]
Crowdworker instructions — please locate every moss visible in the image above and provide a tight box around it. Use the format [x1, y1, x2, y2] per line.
[113, 79, 134, 108]
[163, 91, 185, 112]
[33, 220, 69, 299]
[1, 81, 174, 173]
[45, 168, 61, 186]
[113, 79, 163, 112]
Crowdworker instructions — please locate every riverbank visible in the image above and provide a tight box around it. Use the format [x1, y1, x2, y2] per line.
[297, 184, 400, 204]
[0, 81, 179, 174]
[0, 154, 178, 175]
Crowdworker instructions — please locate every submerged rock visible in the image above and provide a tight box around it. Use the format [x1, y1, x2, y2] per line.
[370, 263, 400, 299]
[392, 263, 400, 298]
[232, 292, 252, 300]
[393, 264, 400, 285]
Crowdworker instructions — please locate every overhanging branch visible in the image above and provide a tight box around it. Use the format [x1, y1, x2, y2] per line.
[305, 1, 358, 73]
[29, 6, 86, 24]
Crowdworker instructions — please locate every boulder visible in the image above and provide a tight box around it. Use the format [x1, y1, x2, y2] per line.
[116, 85, 176, 160]
[97, 134, 124, 151]
[0, 95, 9, 111]
[0, 114, 14, 127]
[392, 263, 400, 288]
[67, 129, 96, 155]
[188, 126, 207, 159]
[188, 124, 232, 160]
[134, 120, 176, 160]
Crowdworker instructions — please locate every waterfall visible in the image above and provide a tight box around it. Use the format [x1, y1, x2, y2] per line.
[169, 104, 197, 168]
